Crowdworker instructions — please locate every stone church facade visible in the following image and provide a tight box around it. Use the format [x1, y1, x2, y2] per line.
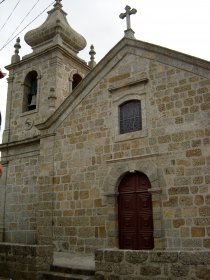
[0, 0, 210, 279]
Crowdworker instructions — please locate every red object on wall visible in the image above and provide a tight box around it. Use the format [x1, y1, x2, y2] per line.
[0, 164, 3, 177]
[0, 69, 6, 79]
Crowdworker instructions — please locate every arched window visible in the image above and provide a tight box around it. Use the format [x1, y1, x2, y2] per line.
[23, 71, 38, 112]
[119, 100, 142, 134]
[72, 74, 82, 90]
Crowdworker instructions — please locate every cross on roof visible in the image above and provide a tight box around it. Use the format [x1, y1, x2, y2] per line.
[54, 0, 62, 8]
[119, 5, 137, 31]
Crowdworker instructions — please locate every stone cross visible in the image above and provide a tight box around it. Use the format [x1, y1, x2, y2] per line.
[119, 5, 137, 31]
[54, 0, 62, 8]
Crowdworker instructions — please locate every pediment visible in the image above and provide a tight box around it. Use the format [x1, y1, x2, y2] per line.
[36, 37, 210, 133]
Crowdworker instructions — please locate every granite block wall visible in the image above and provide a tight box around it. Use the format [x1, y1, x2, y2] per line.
[1, 40, 210, 254]
[0, 243, 53, 280]
[95, 249, 210, 280]
[49, 53, 210, 253]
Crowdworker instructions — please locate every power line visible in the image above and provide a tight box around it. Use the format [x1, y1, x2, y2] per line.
[0, 1, 55, 52]
[4, 0, 42, 46]
[0, 0, 6, 5]
[0, 0, 22, 32]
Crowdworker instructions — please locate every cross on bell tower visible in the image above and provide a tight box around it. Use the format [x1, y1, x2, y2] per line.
[119, 5, 137, 39]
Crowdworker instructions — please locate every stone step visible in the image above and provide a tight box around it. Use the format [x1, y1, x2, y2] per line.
[41, 271, 94, 280]
[51, 265, 95, 276]
[41, 264, 95, 280]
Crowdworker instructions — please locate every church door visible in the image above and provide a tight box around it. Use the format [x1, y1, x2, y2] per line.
[118, 172, 154, 250]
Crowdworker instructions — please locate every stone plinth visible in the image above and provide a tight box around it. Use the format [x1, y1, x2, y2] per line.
[95, 249, 210, 279]
[0, 243, 53, 280]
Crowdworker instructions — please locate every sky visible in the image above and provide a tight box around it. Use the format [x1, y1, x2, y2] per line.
[1, 0, 210, 142]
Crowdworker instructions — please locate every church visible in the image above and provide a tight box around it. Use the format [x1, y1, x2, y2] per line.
[0, 0, 210, 279]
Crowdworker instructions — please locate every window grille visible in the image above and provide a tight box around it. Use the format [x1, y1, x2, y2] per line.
[119, 100, 142, 134]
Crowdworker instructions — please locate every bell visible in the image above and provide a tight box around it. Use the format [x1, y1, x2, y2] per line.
[28, 93, 36, 110]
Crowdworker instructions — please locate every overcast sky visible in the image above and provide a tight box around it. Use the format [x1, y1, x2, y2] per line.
[1, 0, 210, 142]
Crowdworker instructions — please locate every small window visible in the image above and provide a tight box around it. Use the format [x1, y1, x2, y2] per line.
[72, 74, 82, 90]
[23, 71, 38, 112]
[119, 100, 142, 134]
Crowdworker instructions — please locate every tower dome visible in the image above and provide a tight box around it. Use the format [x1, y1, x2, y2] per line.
[24, 0, 87, 55]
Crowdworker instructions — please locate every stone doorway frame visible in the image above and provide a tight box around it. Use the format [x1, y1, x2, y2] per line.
[102, 158, 166, 249]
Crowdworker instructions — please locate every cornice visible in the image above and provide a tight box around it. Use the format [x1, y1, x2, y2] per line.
[108, 77, 148, 93]
[0, 132, 56, 150]
[0, 136, 40, 150]
[5, 44, 91, 72]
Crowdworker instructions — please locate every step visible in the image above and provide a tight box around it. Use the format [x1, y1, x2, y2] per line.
[51, 265, 95, 276]
[41, 264, 95, 280]
[41, 271, 94, 280]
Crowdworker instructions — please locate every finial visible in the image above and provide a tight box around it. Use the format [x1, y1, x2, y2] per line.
[11, 37, 21, 64]
[88, 45, 96, 68]
[119, 5, 137, 39]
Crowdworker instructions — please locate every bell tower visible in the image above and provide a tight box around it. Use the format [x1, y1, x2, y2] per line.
[3, 0, 90, 144]
[0, 0, 91, 244]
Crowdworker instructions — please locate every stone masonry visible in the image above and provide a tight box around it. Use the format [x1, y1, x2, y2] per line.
[0, 243, 53, 280]
[1, 9, 210, 254]
[40, 48, 210, 253]
[0, 0, 210, 279]
[95, 249, 210, 279]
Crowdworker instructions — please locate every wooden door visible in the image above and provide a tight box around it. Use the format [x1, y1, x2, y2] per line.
[118, 172, 154, 250]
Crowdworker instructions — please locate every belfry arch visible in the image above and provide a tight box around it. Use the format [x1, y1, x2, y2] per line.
[69, 70, 84, 93]
[23, 70, 38, 112]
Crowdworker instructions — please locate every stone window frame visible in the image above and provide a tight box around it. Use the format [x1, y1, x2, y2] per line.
[113, 93, 147, 142]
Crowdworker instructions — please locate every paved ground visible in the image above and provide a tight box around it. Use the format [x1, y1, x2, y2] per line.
[53, 251, 95, 270]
